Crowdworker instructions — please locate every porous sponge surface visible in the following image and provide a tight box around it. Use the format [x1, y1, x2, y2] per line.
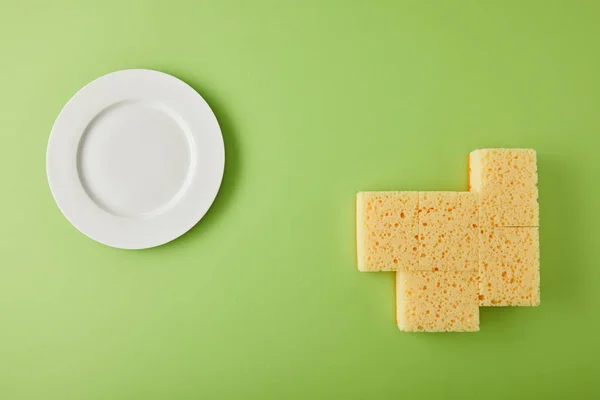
[396, 270, 479, 332]
[469, 149, 538, 227]
[357, 148, 540, 332]
[418, 192, 478, 272]
[478, 227, 540, 306]
[356, 192, 419, 271]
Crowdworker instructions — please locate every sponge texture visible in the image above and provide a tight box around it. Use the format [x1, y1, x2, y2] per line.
[396, 270, 479, 332]
[418, 192, 478, 271]
[469, 149, 538, 227]
[356, 192, 419, 271]
[356, 148, 540, 332]
[478, 227, 540, 306]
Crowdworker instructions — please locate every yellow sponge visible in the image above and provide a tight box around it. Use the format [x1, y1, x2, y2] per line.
[469, 149, 539, 227]
[396, 270, 479, 332]
[418, 192, 478, 271]
[478, 227, 540, 306]
[356, 192, 419, 271]
[357, 149, 540, 332]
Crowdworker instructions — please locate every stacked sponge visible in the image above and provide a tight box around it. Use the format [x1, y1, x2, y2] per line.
[356, 149, 540, 332]
[470, 149, 539, 307]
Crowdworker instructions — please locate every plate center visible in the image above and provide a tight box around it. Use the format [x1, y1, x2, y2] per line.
[77, 100, 193, 218]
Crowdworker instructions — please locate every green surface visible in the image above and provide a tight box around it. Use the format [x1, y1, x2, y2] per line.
[1, 1, 599, 398]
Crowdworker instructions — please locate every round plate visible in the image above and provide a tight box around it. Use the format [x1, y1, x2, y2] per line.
[47, 69, 225, 249]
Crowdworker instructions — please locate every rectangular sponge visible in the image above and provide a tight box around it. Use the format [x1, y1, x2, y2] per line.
[470, 149, 540, 306]
[396, 270, 479, 332]
[356, 192, 419, 271]
[478, 227, 540, 306]
[418, 192, 478, 272]
[469, 149, 539, 227]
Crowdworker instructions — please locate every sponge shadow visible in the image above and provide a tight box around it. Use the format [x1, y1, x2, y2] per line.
[535, 154, 582, 308]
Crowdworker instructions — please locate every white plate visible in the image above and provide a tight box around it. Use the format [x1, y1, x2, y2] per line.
[47, 69, 225, 249]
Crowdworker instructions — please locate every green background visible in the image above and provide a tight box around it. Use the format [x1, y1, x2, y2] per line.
[1, 1, 599, 398]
